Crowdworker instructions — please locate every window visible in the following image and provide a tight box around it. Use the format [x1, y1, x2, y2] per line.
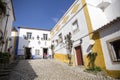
[35, 49, 40, 55]
[27, 32, 32, 39]
[72, 20, 79, 33]
[43, 34, 48, 40]
[23, 35, 27, 39]
[38, 41, 41, 44]
[56, 39, 58, 45]
[107, 37, 120, 62]
[37, 35, 40, 40]
[58, 33, 63, 43]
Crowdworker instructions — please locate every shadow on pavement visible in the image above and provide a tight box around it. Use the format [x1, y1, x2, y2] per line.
[8, 60, 38, 80]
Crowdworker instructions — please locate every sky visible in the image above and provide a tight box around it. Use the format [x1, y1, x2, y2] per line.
[13, 0, 75, 30]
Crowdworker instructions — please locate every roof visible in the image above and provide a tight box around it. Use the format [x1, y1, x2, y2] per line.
[18, 27, 50, 31]
[96, 17, 120, 32]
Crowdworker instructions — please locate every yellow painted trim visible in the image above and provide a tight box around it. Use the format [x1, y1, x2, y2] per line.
[105, 70, 120, 78]
[81, 0, 106, 69]
[54, 53, 75, 65]
[51, 24, 60, 37]
[54, 53, 69, 63]
[10, 32, 17, 62]
[14, 32, 17, 50]
[81, 0, 93, 37]
[55, 25, 60, 31]
[92, 32, 106, 69]
[71, 3, 80, 14]
[50, 31, 54, 35]
[83, 55, 89, 68]
[62, 16, 69, 24]
[50, 30, 55, 38]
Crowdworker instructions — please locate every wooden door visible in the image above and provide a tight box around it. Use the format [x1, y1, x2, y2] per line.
[75, 46, 83, 65]
[25, 47, 31, 59]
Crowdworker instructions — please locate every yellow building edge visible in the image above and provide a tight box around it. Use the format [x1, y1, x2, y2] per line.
[54, 53, 75, 66]
[81, 0, 120, 78]
[105, 70, 120, 79]
[81, 0, 106, 69]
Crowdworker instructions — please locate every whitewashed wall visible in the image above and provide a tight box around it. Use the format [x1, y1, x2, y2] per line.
[104, 0, 120, 22]
[100, 22, 120, 70]
[51, 0, 91, 61]
[86, 0, 120, 31]
[17, 27, 51, 58]
[86, 0, 120, 70]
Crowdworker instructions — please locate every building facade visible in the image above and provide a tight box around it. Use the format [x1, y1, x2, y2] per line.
[51, 0, 120, 78]
[17, 27, 51, 59]
[0, 0, 15, 52]
[86, 0, 120, 78]
[9, 27, 17, 62]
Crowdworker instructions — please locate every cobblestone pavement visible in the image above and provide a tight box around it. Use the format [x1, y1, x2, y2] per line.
[7, 59, 119, 80]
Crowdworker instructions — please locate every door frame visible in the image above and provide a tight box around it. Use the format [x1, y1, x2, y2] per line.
[74, 45, 84, 65]
[25, 47, 31, 59]
[43, 48, 48, 58]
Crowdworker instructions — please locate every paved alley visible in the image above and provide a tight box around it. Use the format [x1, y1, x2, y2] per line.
[5, 59, 119, 80]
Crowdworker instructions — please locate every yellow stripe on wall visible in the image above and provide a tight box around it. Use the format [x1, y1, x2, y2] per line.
[71, 3, 80, 14]
[54, 53, 69, 63]
[81, 0, 106, 69]
[62, 16, 69, 24]
[54, 53, 75, 65]
[55, 25, 60, 31]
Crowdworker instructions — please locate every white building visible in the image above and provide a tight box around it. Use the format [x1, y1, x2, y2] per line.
[86, 0, 120, 78]
[51, 0, 120, 78]
[17, 27, 51, 59]
[0, 0, 15, 52]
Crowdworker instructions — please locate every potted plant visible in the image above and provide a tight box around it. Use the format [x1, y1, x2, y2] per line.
[86, 52, 101, 72]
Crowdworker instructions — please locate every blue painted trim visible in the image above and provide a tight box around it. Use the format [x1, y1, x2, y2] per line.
[15, 27, 20, 59]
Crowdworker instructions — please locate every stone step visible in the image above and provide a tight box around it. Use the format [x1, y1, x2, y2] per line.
[0, 76, 9, 80]
[0, 70, 11, 72]
[0, 72, 9, 76]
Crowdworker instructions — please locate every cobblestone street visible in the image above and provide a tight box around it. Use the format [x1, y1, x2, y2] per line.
[3, 59, 119, 80]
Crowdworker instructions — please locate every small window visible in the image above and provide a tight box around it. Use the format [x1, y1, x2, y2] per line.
[43, 34, 48, 40]
[107, 37, 120, 62]
[37, 35, 40, 40]
[35, 49, 40, 55]
[52, 40, 54, 43]
[26, 32, 32, 39]
[23, 35, 27, 40]
[58, 33, 63, 43]
[56, 39, 58, 45]
[72, 20, 79, 33]
[38, 41, 41, 44]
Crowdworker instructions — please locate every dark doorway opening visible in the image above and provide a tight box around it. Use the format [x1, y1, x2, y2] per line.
[75, 46, 84, 65]
[43, 48, 48, 59]
[25, 47, 32, 59]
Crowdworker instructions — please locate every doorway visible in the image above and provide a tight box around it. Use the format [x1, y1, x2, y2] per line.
[75, 46, 84, 65]
[43, 48, 48, 59]
[25, 47, 31, 59]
